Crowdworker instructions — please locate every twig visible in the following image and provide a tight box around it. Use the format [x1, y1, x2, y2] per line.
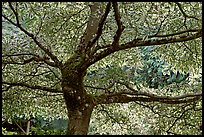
[13, 120, 26, 135]
[2, 81, 62, 93]
[2, 3, 62, 68]
[175, 2, 199, 21]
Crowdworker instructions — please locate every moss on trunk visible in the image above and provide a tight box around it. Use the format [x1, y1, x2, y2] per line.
[61, 54, 95, 135]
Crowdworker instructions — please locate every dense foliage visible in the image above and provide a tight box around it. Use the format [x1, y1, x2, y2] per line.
[2, 2, 202, 135]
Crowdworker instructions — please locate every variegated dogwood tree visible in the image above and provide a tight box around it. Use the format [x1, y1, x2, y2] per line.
[2, 2, 202, 135]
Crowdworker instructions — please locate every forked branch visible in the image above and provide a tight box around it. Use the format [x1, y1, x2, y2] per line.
[88, 29, 201, 66]
[2, 2, 62, 69]
[175, 2, 199, 21]
[87, 2, 111, 50]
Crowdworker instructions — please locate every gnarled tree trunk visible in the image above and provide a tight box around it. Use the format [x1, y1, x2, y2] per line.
[67, 103, 94, 135]
[61, 54, 95, 135]
[60, 2, 105, 135]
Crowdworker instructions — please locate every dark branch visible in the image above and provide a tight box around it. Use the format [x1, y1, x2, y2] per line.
[112, 2, 122, 29]
[150, 16, 167, 37]
[3, 54, 57, 67]
[56, 6, 88, 33]
[2, 81, 62, 93]
[2, 3, 62, 69]
[166, 104, 195, 134]
[97, 105, 126, 129]
[94, 91, 202, 105]
[88, 29, 202, 66]
[87, 2, 111, 49]
[89, 2, 125, 57]
[46, 66, 62, 81]
[175, 2, 199, 21]
[8, 2, 20, 26]
[93, 81, 202, 105]
[112, 2, 125, 47]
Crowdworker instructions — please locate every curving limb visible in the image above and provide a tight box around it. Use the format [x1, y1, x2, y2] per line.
[2, 2, 63, 69]
[93, 80, 202, 105]
[3, 53, 57, 68]
[94, 90, 202, 105]
[88, 28, 202, 67]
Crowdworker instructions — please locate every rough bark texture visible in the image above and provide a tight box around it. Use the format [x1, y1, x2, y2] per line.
[67, 103, 94, 135]
[61, 53, 96, 135]
[60, 3, 105, 135]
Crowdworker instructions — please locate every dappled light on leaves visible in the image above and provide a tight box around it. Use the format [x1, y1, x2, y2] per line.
[2, 2, 201, 135]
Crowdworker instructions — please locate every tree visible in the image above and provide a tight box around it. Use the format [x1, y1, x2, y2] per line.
[2, 2, 202, 135]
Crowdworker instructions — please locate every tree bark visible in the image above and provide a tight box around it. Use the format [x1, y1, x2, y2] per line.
[60, 3, 106, 135]
[61, 54, 95, 135]
[62, 80, 95, 135]
[66, 103, 94, 135]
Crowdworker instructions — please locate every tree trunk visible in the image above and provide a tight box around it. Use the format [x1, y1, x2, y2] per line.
[66, 104, 94, 135]
[63, 85, 95, 135]
[61, 55, 95, 135]
[60, 3, 105, 134]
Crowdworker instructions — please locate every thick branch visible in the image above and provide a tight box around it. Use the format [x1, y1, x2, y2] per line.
[94, 80, 202, 105]
[94, 91, 202, 105]
[2, 81, 62, 93]
[88, 29, 202, 66]
[112, 2, 125, 47]
[87, 2, 111, 50]
[76, 2, 111, 55]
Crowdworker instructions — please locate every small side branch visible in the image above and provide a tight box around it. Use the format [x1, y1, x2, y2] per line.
[2, 2, 62, 69]
[3, 54, 57, 68]
[175, 2, 199, 21]
[2, 81, 62, 93]
[166, 104, 195, 134]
